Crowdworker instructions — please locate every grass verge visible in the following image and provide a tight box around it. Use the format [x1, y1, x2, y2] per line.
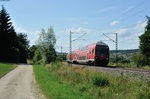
[0, 63, 17, 78]
[33, 65, 93, 99]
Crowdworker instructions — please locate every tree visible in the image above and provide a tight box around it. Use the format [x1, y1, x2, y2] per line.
[17, 33, 29, 63]
[110, 56, 130, 63]
[0, 5, 19, 62]
[28, 45, 38, 59]
[132, 53, 149, 66]
[33, 48, 42, 64]
[139, 16, 150, 65]
[36, 26, 56, 65]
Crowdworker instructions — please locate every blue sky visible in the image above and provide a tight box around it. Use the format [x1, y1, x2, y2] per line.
[1, 0, 150, 53]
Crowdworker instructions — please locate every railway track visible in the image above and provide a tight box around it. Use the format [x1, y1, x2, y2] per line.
[67, 63, 150, 81]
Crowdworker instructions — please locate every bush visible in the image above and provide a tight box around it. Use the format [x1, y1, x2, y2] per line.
[92, 73, 109, 87]
[33, 49, 42, 64]
[48, 62, 62, 72]
[110, 56, 130, 64]
[132, 53, 149, 66]
[136, 85, 150, 99]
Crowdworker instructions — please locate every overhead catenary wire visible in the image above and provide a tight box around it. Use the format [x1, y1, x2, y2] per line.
[72, 33, 87, 41]
[65, 1, 150, 53]
[109, 0, 148, 23]
[105, 0, 150, 36]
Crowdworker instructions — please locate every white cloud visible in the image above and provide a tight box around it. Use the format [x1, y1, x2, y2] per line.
[12, 20, 41, 35]
[134, 21, 146, 31]
[112, 20, 146, 49]
[115, 28, 128, 36]
[31, 30, 41, 36]
[83, 21, 89, 25]
[97, 7, 116, 13]
[118, 33, 140, 49]
[66, 27, 92, 34]
[11, 20, 27, 33]
[11, 20, 41, 45]
[125, 6, 135, 12]
[110, 21, 119, 26]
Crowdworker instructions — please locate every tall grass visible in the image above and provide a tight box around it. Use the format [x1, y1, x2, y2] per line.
[33, 65, 93, 99]
[45, 62, 150, 99]
[92, 73, 109, 87]
[0, 63, 17, 78]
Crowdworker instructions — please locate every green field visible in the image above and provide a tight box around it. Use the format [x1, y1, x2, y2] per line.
[33, 64, 93, 99]
[0, 63, 17, 78]
[33, 62, 150, 99]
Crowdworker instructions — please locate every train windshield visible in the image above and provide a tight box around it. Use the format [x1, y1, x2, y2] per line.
[95, 45, 109, 56]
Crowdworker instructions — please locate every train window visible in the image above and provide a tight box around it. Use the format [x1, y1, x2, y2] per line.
[90, 50, 91, 54]
[96, 45, 109, 56]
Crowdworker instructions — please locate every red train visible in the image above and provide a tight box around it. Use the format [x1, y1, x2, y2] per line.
[67, 41, 109, 66]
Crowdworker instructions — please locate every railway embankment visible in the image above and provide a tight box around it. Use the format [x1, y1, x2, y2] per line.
[70, 63, 150, 81]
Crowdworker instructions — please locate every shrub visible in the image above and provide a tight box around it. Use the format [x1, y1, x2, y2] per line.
[92, 73, 109, 87]
[136, 85, 150, 99]
[132, 53, 149, 66]
[110, 56, 130, 64]
[33, 49, 42, 64]
[48, 62, 62, 72]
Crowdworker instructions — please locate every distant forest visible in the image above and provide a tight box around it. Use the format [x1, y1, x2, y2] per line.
[110, 49, 139, 54]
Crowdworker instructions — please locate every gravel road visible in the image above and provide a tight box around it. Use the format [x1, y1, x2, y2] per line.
[0, 64, 46, 99]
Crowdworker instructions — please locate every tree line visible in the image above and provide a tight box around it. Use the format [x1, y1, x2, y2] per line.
[0, 6, 29, 63]
[0, 6, 57, 64]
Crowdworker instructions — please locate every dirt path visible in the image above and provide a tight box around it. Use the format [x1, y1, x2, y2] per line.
[0, 64, 46, 99]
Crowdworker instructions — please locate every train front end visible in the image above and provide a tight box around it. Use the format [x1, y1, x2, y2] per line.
[94, 41, 109, 66]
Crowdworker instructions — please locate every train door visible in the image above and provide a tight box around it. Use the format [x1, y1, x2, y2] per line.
[89, 50, 91, 59]
[91, 49, 94, 59]
[87, 52, 88, 60]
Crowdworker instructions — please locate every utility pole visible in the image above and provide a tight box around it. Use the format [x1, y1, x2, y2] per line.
[69, 31, 72, 66]
[103, 33, 118, 66]
[115, 33, 118, 66]
[69, 31, 86, 66]
[61, 46, 63, 61]
[61, 46, 62, 55]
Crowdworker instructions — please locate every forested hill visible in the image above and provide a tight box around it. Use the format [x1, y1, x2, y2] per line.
[110, 49, 139, 54]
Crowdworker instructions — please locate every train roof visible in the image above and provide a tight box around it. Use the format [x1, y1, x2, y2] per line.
[70, 41, 108, 54]
[96, 41, 108, 46]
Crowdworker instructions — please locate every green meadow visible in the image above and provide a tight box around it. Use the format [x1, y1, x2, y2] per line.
[33, 62, 150, 99]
